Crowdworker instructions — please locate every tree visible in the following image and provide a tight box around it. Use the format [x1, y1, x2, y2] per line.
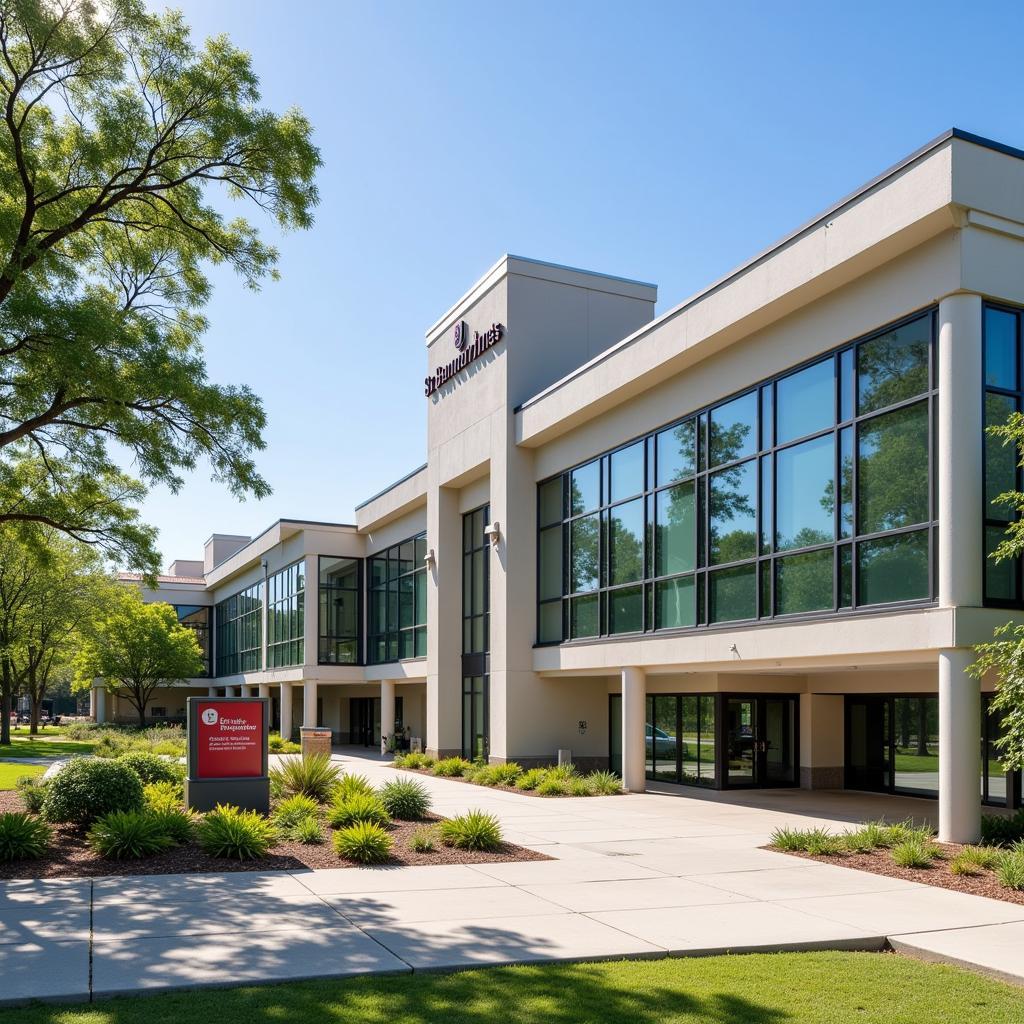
[0, 525, 34, 744]
[0, 1, 321, 574]
[74, 589, 202, 726]
[968, 411, 1024, 771]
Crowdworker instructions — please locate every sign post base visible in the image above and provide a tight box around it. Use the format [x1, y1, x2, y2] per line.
[185, 776, 270, 815]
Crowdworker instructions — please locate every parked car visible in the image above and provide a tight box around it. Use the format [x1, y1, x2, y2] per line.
[646, 723, 677, 758]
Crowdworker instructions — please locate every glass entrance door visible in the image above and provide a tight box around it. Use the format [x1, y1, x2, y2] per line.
[726, 699, 757, 786]
[350, 697, 379, 747]
[845, 696, 890, 791]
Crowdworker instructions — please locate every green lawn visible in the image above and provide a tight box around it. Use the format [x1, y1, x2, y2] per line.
[0, 736, 96, 759]
[0, 762, 45, 789]
[0, 953, 1018, 1024]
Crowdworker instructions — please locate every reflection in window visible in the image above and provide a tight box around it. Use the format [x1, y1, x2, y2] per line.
[858, 315, 930, 415]
[656, 420, 695, 484]
[321, 556, 361, 664]
[609, 585, 643, 634]
[776, 359, 834, 443]
[985, 307, 1017, 390]
[775, 435, 834, 551]
[776, 549, 833, 615]
[609, 499, 644, 585]
[710, 563, 756, 622]
[985, 393, 1017, 521]
[709, 460, 756, 564]
[268, 561, 305, 668]
[610, 442, 644, 502]
[367, 536, 425, 664]
[570, 461, 600, 515]
[656, 575, 695, 629]
[570, 514, 600, 593]
[709, 391, 757, 466]
[175, 606, 210, 677]
[858, 530, 929, 605]
[858, 402, 929, 534]
[656, 482, 695, 576]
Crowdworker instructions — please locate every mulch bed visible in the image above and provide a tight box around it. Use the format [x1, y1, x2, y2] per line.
[0, 791, 549, 880]
[774, 843, 1024, 906]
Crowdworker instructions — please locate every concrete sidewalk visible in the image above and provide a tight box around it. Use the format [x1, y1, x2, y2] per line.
[2, 753, 1022, 1004]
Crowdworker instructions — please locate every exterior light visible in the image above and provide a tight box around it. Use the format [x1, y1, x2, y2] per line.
[484, 522, 501, 545]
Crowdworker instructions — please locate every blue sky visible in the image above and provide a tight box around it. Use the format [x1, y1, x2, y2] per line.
[144, 0, 1024, 567]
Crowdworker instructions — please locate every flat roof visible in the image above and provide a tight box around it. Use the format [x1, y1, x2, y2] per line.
[355, 463, 428, 512]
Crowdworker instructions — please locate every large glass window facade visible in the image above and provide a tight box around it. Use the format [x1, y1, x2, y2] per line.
[173, 605, 210, 676]
[983, 303, 1024, 605]
[214, 583, 262, 676]
[367, 535, 426, 663]
[266, 561, 305, 668]
[538, 311, 936, 642]
[319, 556, 361, 665]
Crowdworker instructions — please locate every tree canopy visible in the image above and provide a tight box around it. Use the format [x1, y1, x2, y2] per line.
[0, 0, 321, 574]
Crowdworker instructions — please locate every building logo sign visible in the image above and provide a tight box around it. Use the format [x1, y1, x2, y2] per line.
[425, 321, 505, 397]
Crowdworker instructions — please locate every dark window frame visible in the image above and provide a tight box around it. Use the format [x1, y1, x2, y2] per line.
[318, 555, 363, 666]
[266, 560, 305, 669]
[214, 581, 262, 676]
[366, 534, 426, 665]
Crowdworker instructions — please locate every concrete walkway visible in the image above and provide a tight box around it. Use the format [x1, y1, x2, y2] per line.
[1, 752, 1022, 1005]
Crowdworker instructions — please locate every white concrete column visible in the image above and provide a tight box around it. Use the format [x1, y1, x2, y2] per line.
[225, 686, 238, 697]
[92, 686, 108, 724]
[938, 649, 981, 844]
[938, 293, 984, 608]
[280, 681, 293, 739]
[380, 680, 396, 754]
[621, 667, 646, 793]
[303, 680, 318, 727]
[207, 685, 217, 698]
[257, 684, 270, 699]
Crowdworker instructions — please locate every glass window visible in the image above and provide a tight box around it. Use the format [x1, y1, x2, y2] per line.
[214, 582, 263, 676]
[608, 585, 643, 634]
[839, 427, 854, 539]
[857, 315, 930, 415]
[538, 526, 563, 600]
[570, 461, 600, 515]
[175, 605, 211, 677]
[857, 402, 929, 534]
[840, 348, 854, 421]
[709, 460, 757, 564]
[366, 533, 425, 665]
[760, 384, 774, 449]
[570, 514, 600, 592]
[709, 391, 757, 466]
[775, 435, 835, 551]
[610, 442, 644, 502]
[710, 563, 756, 622]
[985, 393, 1017, 521]
[985, 307, 1017, 390]
[656, 575, 696, 629]
[609, 500, 644, 584]
[857, 530, 929, 605]
[538, 477, 563, 527]
[656, 420, 695, 485]
[268, 562, 306, 668]
[538, 601, 562, 643]
[655, 482, 695, 576]
[320, 556, 360, 665]
[775, 548, 833, 615]
[570, 594, 599, 638]
[985, 526, 1017, 602]
[776, 359, 834, 443]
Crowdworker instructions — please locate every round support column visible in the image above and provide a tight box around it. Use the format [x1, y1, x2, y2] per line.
[257, 684, 270, 699]
[938, 649, 981, 844]
[279, 681, 293, 741]
[621, 667, 646, 793]
[381, 680, 396, 755]
[92, 686, 108, 724]
[302, 680, 318, 728]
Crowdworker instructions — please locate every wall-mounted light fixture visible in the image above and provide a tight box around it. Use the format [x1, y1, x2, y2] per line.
[424, 548, 436, 569]
[483, 522, 501, 545]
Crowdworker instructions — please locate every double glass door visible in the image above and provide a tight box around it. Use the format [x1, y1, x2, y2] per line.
[350, 697, 380, 747]
[725, 696, 798, 788]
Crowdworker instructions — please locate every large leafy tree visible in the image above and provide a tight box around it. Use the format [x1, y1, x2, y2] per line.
[0, 0, 320, 573]
[74, 589, 203, 726]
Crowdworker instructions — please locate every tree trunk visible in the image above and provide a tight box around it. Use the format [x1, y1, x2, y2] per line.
[28, 658, 39, 736]
[0, 658, 11, 746]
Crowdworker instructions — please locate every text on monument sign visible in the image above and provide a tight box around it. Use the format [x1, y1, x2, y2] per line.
[425, 321, 505, 396]
[195, 700, 263, 779]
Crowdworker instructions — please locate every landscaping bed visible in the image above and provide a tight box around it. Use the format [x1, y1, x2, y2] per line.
[391, 752, 624, 797]
[767, 815, 1024, 906]
[0, 755, 546, 880]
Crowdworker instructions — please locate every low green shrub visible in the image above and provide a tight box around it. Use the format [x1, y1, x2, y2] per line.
[41, 757, 145, 825]
[143, 780, 183, 813]
[327, 792, 390, 829]
[432, 757, 472, 777]
[333, 773, 374, 802]
[885, 819, 936, 846]
[150, 807, 194, 845]
[273, 794, 320, 830]
[769, 826, 809, 852]
[117, 751, 182, 786]
[15, 774, 48, 814]
[768, 826, 843, 855]
[568, 776, 592, 797]
[586, 770, 623, 795]
[291, 815, 324, 845]
[268, 754, 340, 803]
[981, 809, 1024, 847]
[439, 810, 503, 851]
[891, 838, 938, 869]
[197, 805, 276, 860]
[410, 825, 438, 852]
[468, 762, 522, 787]
[0, 812, 51, 862]
[88, 810, 172, 859]
[545, 762, 579, 781]
[841, 820, 891, 852]
[950, 845, 1004, 876]
[333, 821, 393, 864]
[378, 778, 432, 819]
[536, 775, 569, 796]
[268, 733, 301, 754]
[515, 768, 546, 791]
[394, 752, 433, 770]
[996, 849, 1024, 890]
